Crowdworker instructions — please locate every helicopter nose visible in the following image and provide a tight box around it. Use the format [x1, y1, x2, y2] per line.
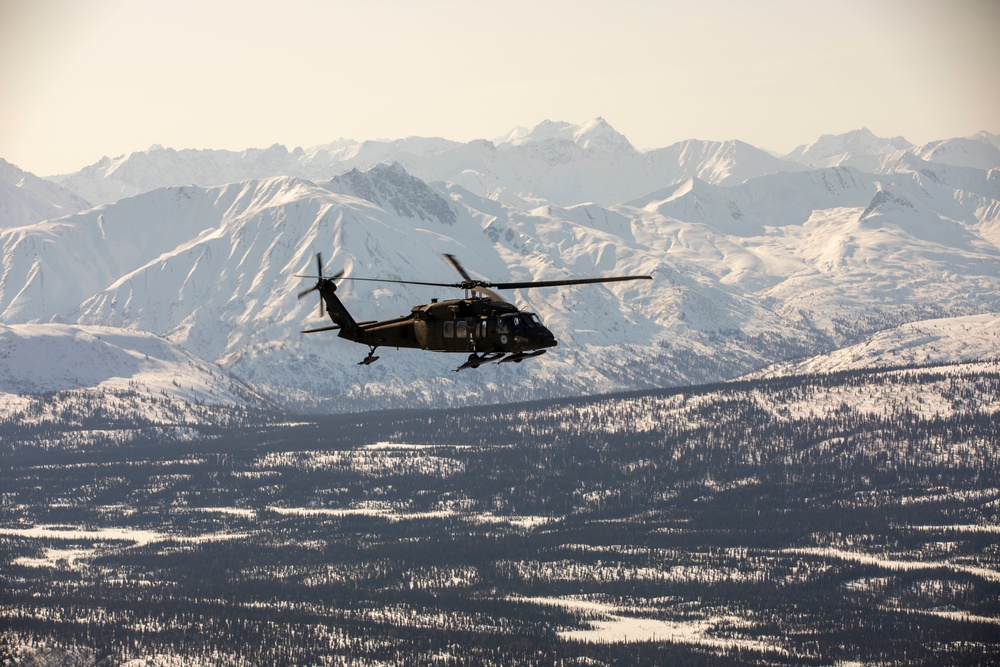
[514, 327, 557, 350]
[537, 326, 557, 348]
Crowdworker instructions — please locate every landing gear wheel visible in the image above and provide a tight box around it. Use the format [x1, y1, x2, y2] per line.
[454, 352, 504, 372]
[359, 346, 380, 365]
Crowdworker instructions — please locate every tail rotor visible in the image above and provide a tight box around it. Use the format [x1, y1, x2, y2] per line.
[295, 253, 344, 318]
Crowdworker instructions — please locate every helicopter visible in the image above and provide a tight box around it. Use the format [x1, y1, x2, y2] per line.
[296, 253, 652, 371]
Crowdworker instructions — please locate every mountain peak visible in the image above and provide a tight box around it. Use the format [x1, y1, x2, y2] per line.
[971, 131, 1000, 149]
[498, 118, 634, 153]
[785, 129, 912, 170]
[325, 162, 457, 225]
[572, 117, 635, 152]
[912, 137, 1000, 171]
[860, 184, 916, 221]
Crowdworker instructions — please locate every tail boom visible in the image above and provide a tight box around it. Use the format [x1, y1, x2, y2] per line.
[316, 279, 361, 340]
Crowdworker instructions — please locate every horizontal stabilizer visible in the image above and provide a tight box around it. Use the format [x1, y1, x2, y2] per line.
[301, 324, 341, 334]
[302, 320, 378, 334]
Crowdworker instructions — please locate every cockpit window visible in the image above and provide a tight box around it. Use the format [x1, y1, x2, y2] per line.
[500, 313, 543, 332]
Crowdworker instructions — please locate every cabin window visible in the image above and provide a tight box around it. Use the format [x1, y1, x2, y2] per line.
[497, 317, 510, 334]
[444, 321, 454, 338]
[456, 320, 468, 338]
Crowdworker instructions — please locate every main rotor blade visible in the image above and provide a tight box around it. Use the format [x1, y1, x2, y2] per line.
[333, 274, 653, 291]
[491, 275, 653, 290]
[336, 276, 463, 289]
[297, 246, 651, 302]
[442, 253, 475, 283]
[471, 285, 510, 304]
[442, 254, 509, 301]
[295, 269, 346, 281]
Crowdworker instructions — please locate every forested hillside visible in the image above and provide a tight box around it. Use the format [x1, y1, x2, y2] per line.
[2, 363, 997, 665]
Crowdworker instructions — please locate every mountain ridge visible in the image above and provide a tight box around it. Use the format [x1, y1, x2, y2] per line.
[38, 120, 998, 208]
[0, 158, 92, 229]
[748, 313, 1000, 378]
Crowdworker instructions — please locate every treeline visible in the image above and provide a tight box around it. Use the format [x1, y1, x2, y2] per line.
[0, 386, 280, 454]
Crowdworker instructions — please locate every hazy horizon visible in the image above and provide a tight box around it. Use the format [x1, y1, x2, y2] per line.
[3, 0, 998, 176]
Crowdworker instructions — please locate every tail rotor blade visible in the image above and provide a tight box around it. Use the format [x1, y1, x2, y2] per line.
[317, 253, 325, 318]
[295, 252, 331, 318]
[296, 254, 343, 318]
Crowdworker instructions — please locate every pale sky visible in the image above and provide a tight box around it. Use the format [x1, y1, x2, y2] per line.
[2, 0, 998, 176]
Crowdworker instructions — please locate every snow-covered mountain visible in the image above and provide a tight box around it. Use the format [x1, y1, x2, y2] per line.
[43, 121, 1000, 212]
[909, 136, 1000, 171]
[750, 313, 1000, 378]
[498, 117, 636, 152]
[972, 131, 1000, 150]
[0, 158, 91, 228]
[3, 121, 999, 413]
[647, 139, 807, 187]
[0, 323, 271, 423]
[783, 128, 912, 172]
[49, 144, 311, 209]
[46, 119, 809, 208]
[783, 129, 1000, 176]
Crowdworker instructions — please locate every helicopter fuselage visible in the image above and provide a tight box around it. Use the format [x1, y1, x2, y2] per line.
[298, 252, 649, 369]
[339, 296, 557, 357]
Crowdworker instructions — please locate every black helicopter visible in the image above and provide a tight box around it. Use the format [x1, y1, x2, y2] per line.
[297, 253, 651, 371]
